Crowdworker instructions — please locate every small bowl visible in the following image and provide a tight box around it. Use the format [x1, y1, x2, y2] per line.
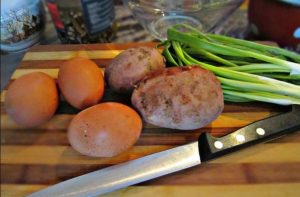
[123, 0, 244, 40]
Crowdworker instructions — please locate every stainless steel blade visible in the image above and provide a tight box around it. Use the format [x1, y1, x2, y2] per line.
[28, 142, 200, 197]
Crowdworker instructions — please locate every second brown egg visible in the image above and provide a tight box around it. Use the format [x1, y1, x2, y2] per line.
[58, 57, 104, 109]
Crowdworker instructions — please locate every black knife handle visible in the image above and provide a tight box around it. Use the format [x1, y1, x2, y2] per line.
[198, 105, 300, 162]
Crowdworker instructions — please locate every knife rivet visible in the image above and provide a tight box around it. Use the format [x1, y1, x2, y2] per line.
[256, 128, 265, 135]
[214, 141, 223, 149]
[236, 134, 245, 142]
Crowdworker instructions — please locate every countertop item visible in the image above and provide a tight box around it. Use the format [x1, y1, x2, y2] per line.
[123, 0, 244, 40]
[1, 43, 300, 197]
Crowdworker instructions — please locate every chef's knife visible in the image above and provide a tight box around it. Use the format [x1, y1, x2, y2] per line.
[28, 105, 300, 197]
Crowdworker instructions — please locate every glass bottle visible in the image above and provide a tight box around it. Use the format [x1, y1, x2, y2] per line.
[46, 0, 117, 43]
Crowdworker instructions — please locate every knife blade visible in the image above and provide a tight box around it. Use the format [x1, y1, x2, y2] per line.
[28, 105, 300, 197]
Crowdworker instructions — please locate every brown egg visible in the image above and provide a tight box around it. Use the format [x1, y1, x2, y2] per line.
[5, 72, 59, 127]
[58, 57, 104, 109]
[68, 102, 143, 157]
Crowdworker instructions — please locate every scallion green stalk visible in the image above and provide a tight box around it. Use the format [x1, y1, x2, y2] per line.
[167, 28, 300, 75]
[161, 25, 300, 105]
[207, 34, 300, 63]
[224, 90, 300, 105]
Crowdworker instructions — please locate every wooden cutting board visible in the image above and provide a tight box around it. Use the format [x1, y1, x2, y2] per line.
[1, 43, 300, 197]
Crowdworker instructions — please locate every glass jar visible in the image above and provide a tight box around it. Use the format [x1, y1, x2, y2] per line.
[0, 0, 45, 52]
[46, 0, 117, 44]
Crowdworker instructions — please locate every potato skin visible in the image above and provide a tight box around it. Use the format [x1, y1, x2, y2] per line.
[131, 66, 224, 130]
[68, 102, 142, 157]
[58, 57, 104, 109]
[5, 72, 58, 127]
[105, 47, 165, 93]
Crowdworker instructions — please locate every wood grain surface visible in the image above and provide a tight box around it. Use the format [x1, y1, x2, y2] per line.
[1, 43, 300, 197]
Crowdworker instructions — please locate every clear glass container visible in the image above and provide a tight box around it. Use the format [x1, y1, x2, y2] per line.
[123, 0, 244, 40]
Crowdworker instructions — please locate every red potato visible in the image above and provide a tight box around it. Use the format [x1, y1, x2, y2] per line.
[132, 66, 224, 130]
[105, 47, 165, 93]
[58, 57, 105, 109]
[68, 102, 143, 157]
[5, 72, 59, 127]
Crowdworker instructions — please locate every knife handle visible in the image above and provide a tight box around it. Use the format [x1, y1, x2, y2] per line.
[198, 105, 300, 162]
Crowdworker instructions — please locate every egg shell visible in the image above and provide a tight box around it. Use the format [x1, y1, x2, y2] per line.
[58, 57, 104, 109]
[68, 102, 143, 157]
[5, 72, 59, 127]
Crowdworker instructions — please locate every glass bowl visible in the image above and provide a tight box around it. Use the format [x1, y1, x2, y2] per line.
[122, 0, 244, 40]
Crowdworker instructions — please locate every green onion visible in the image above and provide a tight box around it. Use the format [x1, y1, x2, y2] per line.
[163, 42, 178, 66]
[218, 77, 300, 98]
[224, 90, 300, 105]
[207, 34, 300, 63]
[167, 28, 300, 75]
[161, 25, 300, 105]
[183, 49, 300, 91]
[223, 94, 253, 102]
[261, 74, 300, 81]
[227, 64, 291, 73]
[185, 47, 238, 67]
